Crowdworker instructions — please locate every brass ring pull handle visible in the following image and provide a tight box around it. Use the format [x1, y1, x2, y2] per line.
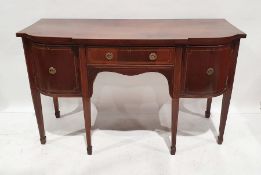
[149, 52, 157, 61]
[49, 67, 56, 75]
[206, 68, 214, 75]
[105, 52, 113, 60]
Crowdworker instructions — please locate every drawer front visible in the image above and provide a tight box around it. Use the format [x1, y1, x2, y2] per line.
[87, 47, 174, 64]
[183, 45, 233, 96]
[31, 44, 80, 94]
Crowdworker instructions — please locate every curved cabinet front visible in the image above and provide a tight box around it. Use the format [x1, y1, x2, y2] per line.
[31, 44, 81, 95]
[182, 45, 233, 97]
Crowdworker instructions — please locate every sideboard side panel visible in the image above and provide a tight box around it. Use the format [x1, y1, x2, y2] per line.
[22, 38, 46, 143]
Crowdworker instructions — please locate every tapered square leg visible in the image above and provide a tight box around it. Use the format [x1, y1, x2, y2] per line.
[205, 98, 212, 118]
[82, 97, 92, 155]
[171, 98, 179, 155]
[31, 89, 46, 144]
[79, 47, 93, 155]
[218, 90, 232, 144]
[53, 97, 60, 118]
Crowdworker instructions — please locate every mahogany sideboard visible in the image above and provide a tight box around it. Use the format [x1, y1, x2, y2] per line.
[16, 19, 246, 155]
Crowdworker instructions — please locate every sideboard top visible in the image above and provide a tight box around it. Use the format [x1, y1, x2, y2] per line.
[16, 19, 246, 45]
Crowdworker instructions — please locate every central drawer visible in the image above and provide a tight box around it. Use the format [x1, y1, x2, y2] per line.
[87, 47, 174, 64]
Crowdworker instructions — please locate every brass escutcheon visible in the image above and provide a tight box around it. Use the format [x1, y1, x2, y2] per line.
[149, 52, 157, 61]
[49, 67, 56, 75]
[105, 52, 113, 60]
[206, 67, 214, 75]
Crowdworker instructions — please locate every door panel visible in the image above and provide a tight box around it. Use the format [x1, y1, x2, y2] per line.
[31, 44, 80, 94]
[183, 45, 233, 96]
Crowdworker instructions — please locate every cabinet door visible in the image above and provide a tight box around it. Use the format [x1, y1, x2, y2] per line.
[31, 44, 80, 95]
[183, 45, 233, 96]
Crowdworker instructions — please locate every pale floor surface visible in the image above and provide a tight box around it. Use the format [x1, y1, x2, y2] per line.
[0, 106, 261, 175]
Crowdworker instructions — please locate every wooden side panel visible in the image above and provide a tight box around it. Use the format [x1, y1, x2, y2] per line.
[22, 38, 46, 144]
